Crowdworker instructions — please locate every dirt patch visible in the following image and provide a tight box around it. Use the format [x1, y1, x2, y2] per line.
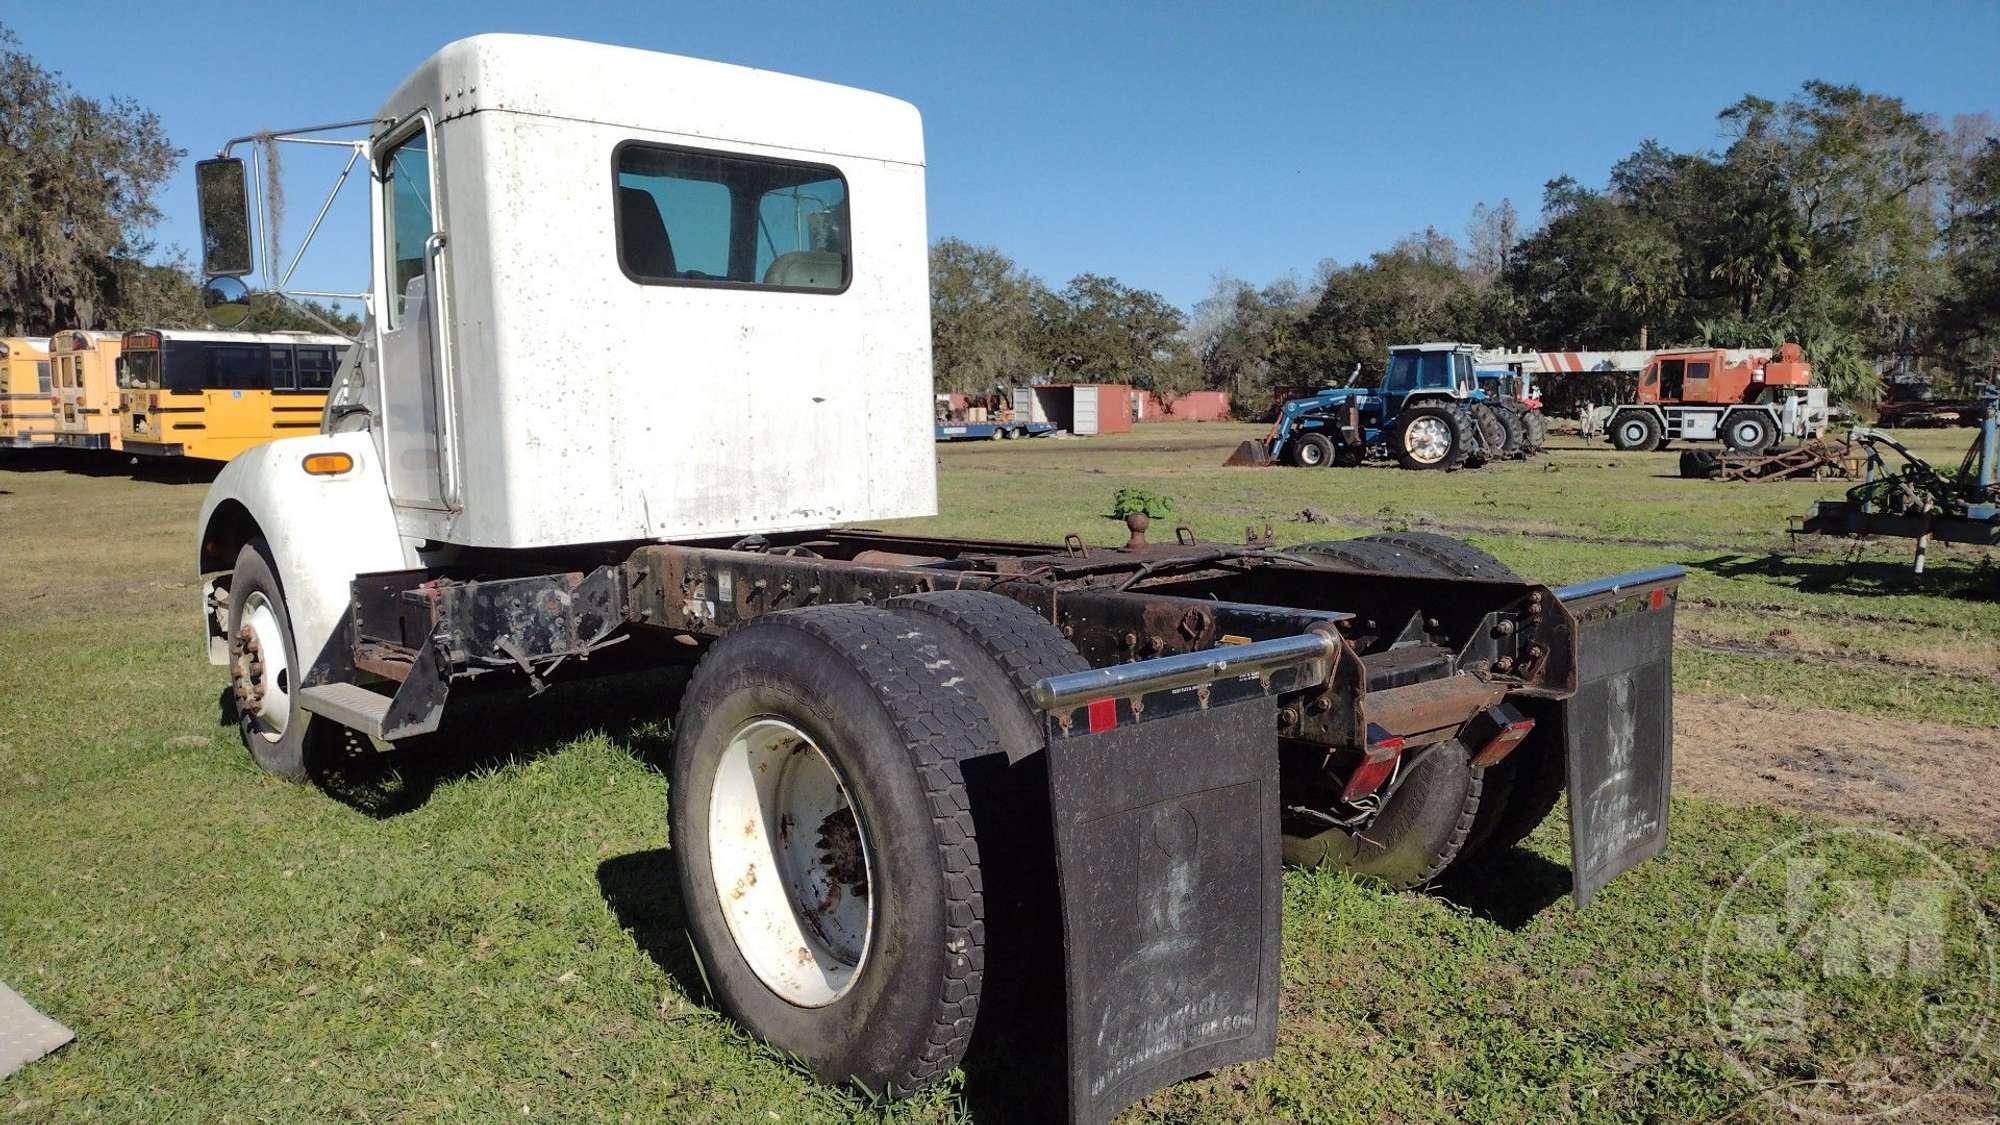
[1675, 694, 2000, 843]
[1679, 629, 2000, 684]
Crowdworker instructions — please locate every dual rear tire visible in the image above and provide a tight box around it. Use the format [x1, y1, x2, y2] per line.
[669, 593, 1082, 1096]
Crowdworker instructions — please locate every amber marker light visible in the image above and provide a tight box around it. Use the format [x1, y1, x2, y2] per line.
[302, 452, 354, 476]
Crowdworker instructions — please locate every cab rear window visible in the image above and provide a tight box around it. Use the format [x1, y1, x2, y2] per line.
[614, 143, 849, 293]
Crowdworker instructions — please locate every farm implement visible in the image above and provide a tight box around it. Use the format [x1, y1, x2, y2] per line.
[1794, 386, 2000, 576]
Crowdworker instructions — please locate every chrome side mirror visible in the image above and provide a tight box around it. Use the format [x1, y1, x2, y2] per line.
[201, 276, 252, 328]
[196, 157, 255, 277]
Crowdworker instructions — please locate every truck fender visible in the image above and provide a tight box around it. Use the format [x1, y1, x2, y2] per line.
[195, 431, 410, 672]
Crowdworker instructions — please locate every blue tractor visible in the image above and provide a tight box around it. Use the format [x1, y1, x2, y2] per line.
[1232, 343, 1536, 470]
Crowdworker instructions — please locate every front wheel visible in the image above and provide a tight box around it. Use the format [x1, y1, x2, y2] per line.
[1291, 432, 1335, 467]
[1608, 412, 1661, 452]
[670, 606, 996, 1096]
[226, 539, 312, 781]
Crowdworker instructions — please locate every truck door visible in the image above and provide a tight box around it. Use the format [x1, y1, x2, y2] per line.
[1683, 359, 1711, 402]
[375, 119, 453, 510]
[1659, 358, 1685, 402]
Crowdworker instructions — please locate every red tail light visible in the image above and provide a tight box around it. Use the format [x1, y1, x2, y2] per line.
[1470, 704, 1537, 768]
[1342, 723, 1404, 802]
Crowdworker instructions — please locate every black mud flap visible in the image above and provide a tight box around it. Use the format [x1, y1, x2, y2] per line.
[1557, 567, 1681, 906]
[1043, 694, 1281, 1123]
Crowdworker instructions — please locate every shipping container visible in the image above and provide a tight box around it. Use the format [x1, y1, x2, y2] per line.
[1010, 383, 1133, 434]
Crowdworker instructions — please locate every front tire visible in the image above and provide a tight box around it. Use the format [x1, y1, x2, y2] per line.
[1291, 432, 1335, 468]
[1608, 411, 1662, 452]
[670, 606, 996, 1096]
[226, 539, 312, 781]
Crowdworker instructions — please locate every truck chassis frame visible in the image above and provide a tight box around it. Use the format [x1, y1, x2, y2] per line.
[213, 522, 1679, 1120]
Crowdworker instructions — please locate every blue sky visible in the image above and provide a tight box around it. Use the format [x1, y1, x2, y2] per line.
[12, 1, 2000, 312]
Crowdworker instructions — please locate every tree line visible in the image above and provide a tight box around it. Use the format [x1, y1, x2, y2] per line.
[936, 82, 2000, 409]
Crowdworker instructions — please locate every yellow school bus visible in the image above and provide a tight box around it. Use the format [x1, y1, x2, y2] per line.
[0, 337, 55, 448]
[120, 330, 351, 461]
[48, 330, 125, 451]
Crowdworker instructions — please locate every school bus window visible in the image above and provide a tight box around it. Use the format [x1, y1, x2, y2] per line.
[270, 347, 295, 390]
[295, 347, 338, 391]
[37, 360, 51, 394]
[208, 345, 267, 389]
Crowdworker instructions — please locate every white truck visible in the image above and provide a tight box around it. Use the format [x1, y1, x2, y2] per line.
[188, 35, 1681, 1120]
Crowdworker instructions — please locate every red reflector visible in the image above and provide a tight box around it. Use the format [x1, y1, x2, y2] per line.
[1086, 697, 1117, 734]
[1341, 725, 1405, 802]
[1648, 587, 1666, 611]
[1472, 718, 1537, 768]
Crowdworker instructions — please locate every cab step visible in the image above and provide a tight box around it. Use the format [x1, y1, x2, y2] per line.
[299, 682, 392, 739]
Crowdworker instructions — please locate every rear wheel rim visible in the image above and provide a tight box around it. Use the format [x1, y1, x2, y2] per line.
[708, 718, 875, 1008]
[237, 592, 290, 741]
[1621, 420, 1648, 445]
[1405, 417, 1451, 463]
[1302, 442, 1325, 465]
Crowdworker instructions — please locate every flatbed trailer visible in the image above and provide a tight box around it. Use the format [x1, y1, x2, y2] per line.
[935, 419, 1056, 441]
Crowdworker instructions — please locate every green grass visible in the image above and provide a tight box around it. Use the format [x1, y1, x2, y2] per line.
[2, 435, 1996, 1121]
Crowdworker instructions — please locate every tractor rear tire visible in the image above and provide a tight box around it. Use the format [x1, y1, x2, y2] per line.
[1291, 432, 1336, 468]
[669, 606, 999, 1097]
[1471, 401, 1524, 458]
[1389, 404, 1475, 471]
[1522, 407, 1548, 452]
[1608, 411, 1662, 452]
[1723, 412, 1776, 453]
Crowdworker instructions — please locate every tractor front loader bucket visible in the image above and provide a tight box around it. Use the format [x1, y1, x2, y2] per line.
[1224, 439, 1271, 467]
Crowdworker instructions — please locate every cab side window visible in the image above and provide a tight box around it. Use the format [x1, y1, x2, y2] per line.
[381, 129, 434, 327]
[615, 143, 849, 292]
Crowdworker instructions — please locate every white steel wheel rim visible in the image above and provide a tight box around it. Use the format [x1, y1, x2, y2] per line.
[708, 718, 874, 1008]
[1621, 420, 1648, 445]
[240, 591, 290, 741]
[1405, 416, 1451, 463]
[1301, 441, 1325, 465]
[1732, 420, 1762, 446]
